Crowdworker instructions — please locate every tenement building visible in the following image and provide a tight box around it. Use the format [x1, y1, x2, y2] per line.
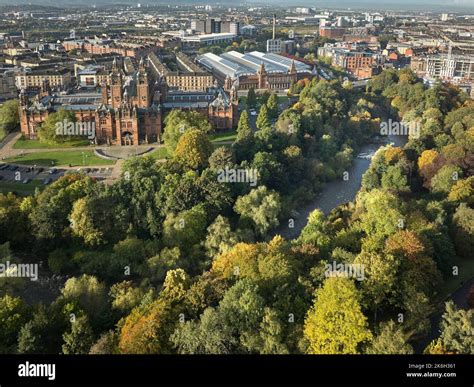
[148, 52, 214, 92]
[15, 66, 72, 90]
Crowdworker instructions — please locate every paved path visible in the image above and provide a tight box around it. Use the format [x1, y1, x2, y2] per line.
[0, 132, 22, 159]
[105, 159, 125, 184]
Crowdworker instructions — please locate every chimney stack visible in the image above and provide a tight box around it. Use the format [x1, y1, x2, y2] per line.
[272, 14, 276, 40]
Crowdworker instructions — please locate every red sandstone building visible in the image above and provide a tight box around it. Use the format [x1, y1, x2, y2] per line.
[20, 58, 161, 145]
[19, 56, 238, 145]
[62, 40, 156, 59]
[319, 27, 346, 39]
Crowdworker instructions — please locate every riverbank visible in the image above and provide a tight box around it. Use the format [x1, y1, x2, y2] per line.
[273, 133, 406, 240]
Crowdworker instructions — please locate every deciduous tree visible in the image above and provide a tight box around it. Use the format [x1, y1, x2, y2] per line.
[304, 277, 372, 354]
[174, 129, 213, 170]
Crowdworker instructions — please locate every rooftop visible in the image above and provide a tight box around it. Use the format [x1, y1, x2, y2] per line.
[197, 50, 312, 78]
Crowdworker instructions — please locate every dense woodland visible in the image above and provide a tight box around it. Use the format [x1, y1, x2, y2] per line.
[0, 68, 472, 354]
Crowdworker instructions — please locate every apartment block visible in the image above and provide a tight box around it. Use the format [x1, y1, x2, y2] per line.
[15, 67, 72, 90]
[426, 55, 473, 81]
[148, 52, 214, 92]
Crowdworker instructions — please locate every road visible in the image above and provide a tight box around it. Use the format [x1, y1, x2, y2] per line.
[0, 163, 114, 189]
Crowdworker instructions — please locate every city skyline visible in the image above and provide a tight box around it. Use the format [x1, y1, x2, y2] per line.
[0, 0, 473, 12]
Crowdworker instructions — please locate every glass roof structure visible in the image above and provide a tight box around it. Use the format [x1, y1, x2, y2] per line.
[197, 50, 312, 79]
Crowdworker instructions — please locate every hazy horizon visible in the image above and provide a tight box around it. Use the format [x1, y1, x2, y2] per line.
[0, 0, 472, 12]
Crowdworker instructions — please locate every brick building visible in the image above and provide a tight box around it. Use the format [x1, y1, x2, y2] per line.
[319, 27, 346, 39]
[148, 52, 214, 92]
[15, 67, 72, 90]
[19, 57, 161, 145]
[19, 56, 238, 144]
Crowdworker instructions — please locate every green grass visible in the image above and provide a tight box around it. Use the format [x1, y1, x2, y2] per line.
[209, 130, 237, 143]
[13, 137, 91, 149]
[0, 179, 44, 195]
[147, 147, 169, 160]
[277, 95, 290, 103]
[5, 150, 115, 167]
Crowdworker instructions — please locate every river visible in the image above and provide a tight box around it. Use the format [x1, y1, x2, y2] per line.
[273, 132, 473, 354]
[274, 134, 407, 240]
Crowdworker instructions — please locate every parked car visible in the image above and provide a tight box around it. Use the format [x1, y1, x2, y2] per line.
[22, 178, 31, 184]
[49, 168, 57, 174]
[42, 178, 52, 185]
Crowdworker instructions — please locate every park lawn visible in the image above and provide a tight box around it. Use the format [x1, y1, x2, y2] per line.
[147, 147, 169, 160]
[13, 137, 91, 149]
[0, 179, 44, 195]
[5, 150, 115, 167]
[209, 130, 237, 143]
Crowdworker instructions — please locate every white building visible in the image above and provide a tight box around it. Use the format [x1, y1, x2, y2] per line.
[241, 25, 257, 36]
[295, 7, 310, 14]
[266, 39, 282, 54]
[426, 54, 473, 81]
[181, 32, 236, 46]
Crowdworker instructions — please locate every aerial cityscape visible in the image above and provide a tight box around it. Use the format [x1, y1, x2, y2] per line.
[0, 0, 472, 384]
